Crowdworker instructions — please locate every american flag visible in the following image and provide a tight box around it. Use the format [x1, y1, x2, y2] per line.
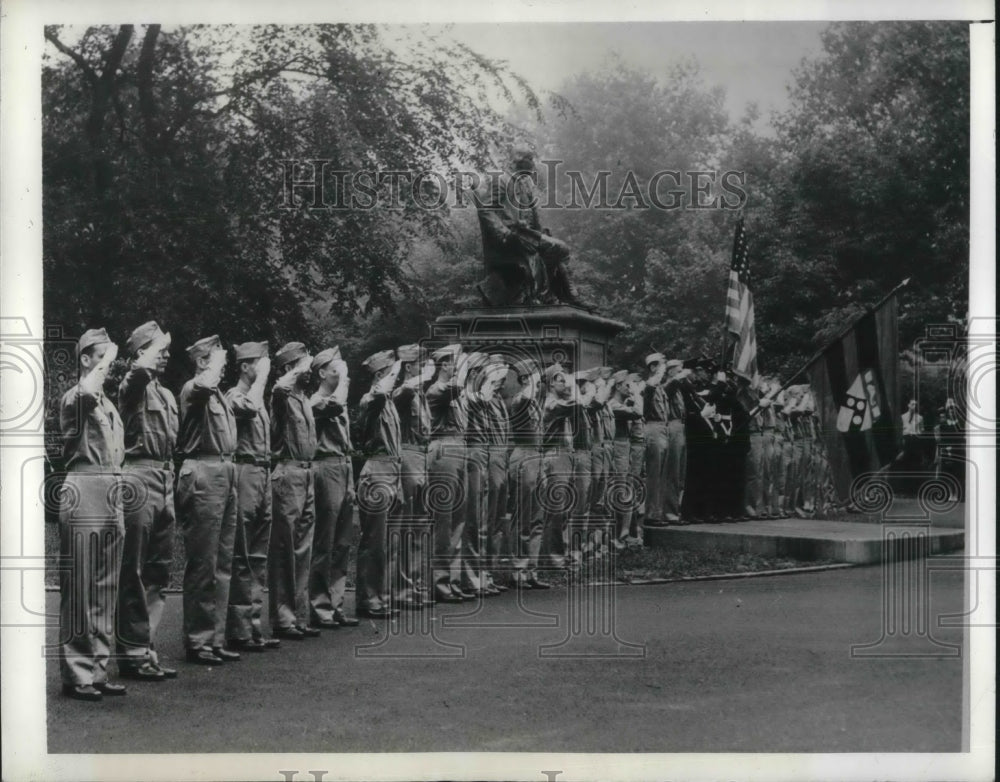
[725, 216, 758, 384]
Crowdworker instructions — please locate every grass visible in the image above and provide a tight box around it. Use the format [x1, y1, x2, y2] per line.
[42, 518, 835, 590]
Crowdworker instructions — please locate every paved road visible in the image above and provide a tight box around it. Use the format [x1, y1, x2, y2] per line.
[46, 559, 965, 754]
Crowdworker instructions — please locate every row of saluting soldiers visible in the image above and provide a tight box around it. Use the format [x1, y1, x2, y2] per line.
[56, 322, 831, 701]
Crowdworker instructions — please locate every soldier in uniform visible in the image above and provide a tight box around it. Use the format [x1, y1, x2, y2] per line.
[473, 146, 591, 309]
[268, 342, 319, 639]
[176, 334, 239, 665]
[642, 353, 669, 526]
[594, 367, 617, 553]
[772, 388, 795, 517]
[540, 363, 581, 568]
[567, 368, 598, 564]
[782, 385, 806, 517]
[355, 349, 404, 618]
[643, 356, 689, 525]
[59, 328, 128, 700]
[626, 373, 647, 543]
[309, 347, 361, 628]
[116, 321, 179, 681]
[459, 352, 497, 596]
[608, 369, 643, 548]
[224, 341, 278, 652]
[425, 344, 470, 602]
[390, 344, 435, 609]
[797, 388, 818, 518]
[507, 358, 550, 588]
[484, 355, 512, 592]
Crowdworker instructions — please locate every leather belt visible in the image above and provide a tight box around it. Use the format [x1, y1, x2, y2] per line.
[125, 457, 172, 471]
[187, 453, 234, 462]
[66, 466, 123, 476]
[234, 454, 270, 467]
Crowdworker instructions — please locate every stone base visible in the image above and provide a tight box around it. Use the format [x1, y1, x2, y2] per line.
[644, 518, 965, 564]
[431, 305, 626, 371]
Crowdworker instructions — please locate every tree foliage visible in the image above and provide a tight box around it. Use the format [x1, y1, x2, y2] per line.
[43, 21, 970, 400]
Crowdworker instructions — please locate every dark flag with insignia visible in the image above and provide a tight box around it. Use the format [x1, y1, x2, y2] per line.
[805, 284, 905, 500]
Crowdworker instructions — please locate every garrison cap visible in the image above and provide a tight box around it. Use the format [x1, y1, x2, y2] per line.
[462, 352, 490, 373]
[362, 349, 395, 374]
[234, 341, 269, 362]
[186, 334, 222, 362]
[275, 342, 308, 368]
[645, 352, 666, 367]
[431, 344, 462, 363]
[611, 369, 630, 384]
[78, 327, 112, 356]
[665, 359, 684, 372]
[597, 366, 614, 380]
[512, 358, 539, 379]
[575, 367, 600, 383]
[485, 362, 509, 382]
[543, 362, 566, 383]
[127, 321, 169, 355]
[396, 344, 424, 363]
[312, 346, 342, 370]
[627, 372, 644, 384]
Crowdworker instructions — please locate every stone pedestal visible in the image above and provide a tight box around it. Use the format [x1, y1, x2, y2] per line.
[431, 306, 626, 372]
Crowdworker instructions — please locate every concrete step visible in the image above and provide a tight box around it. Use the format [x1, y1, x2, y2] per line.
[644, 518, 965, 565]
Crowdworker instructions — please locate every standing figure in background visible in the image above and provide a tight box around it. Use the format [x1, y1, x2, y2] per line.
[896, 399, 925, 470]
[934, 397, 964, 502]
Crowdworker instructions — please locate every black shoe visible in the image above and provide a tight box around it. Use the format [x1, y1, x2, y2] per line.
[212, 646, 241, 662]
[434, 591, 463, 603]
[62, 683, 102, 701]
[452, 586, 476, 600]
[273, 626, 306, 641]
[332, 610, 360, 627]
[491, 582, 510, 593]
[94, 681, 127, 696]
[150, 662, 178, 679]
[296, 625, 321, 638]
[257, 636, 282, 649]
[312, 619, 340, 630]
[395, 598, 425, 611]
[186, 647, 224, 665]
[119, 662, 165, 682]
[227, 638, 268, 652]
[527, 577, 552, 590]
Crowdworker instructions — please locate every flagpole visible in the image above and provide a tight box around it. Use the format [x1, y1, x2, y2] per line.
[721, 214, 746, 373]
[745, 277, 911, 419]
